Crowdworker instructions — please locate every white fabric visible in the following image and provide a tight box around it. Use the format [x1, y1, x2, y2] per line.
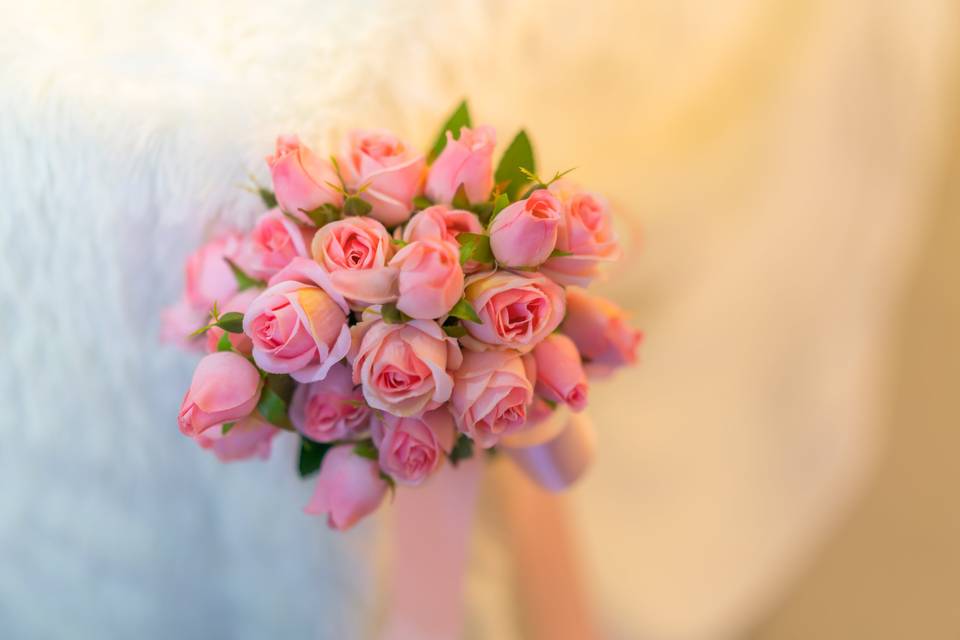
[1, 0, 955, 638]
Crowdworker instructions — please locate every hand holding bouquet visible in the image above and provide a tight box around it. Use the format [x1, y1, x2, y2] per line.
[163, 102, 642, 530]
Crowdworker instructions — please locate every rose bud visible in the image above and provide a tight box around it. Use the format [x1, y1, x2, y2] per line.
[562, 287, 643, 369]
[425, 125, 495, 205]
[340, 129, 425, 227]
[488, 189, 561, 267]
[532, 334, 589, 411]
[184, 231, 253, 310]
[247, 208, 311, 279]
[451, 350, 535, 448]
[243, 258, 352, 383]
[289, 361, 369, 442]
[389, 239, 464, 320]
[204, 289, 259, 355]
[194, 415, 278, 462]
[311, 217, 398, 307]
[305, 445, 388, 530]
[266, 134, 342, 222]
[460, 270, 566, 353]
[178, 351, 263, 437]
[401, 204, 483, 245]
[541, 180, 620, 286]
[371, 409, 456, 486]
[350, 318, 462, 417]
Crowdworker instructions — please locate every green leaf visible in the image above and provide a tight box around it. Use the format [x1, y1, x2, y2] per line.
[391, 237, 408, 249]
[456, 232, 494, 266]
[216, 312, 244, 334]
[301, 203, 341, 227]
[495, 130, 536, 200]
[448, 434, 475, 466]
[549, 248, 574, 258]
[259, 188, 278, 209]
[221, 421, 236, 435]
[451, 183, 471, 209]
[380, 303, 410, 324]
[343, 195, 373, 217]
[471, 201, 493, 225]
[224, 257, 266, 292]
[216, 331, 233, 352]
[448, 298, 481, 323]
[353, 439, 378, 461]
[413, 195, 433, 210]
[442, 324, 468, 338]
[428, 100, 472, 163]
[486, 193, 511, 226]
[298, 437, 332, 477]
[257, 384, 293, 430]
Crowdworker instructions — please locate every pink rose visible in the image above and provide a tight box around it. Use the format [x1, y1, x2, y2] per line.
[204, 288, 259, 355]
[310, 217, 398, 306]
[178, 351, 263, 437]
[305, 445, 388, 530]
[389, 239, 464, 319]
[401, 205, 483, 245]
[349, 318, 463, 416]
[532, 334, 589, 411]
[194, 415, 278, 462]
[247, 208, 311, 279]
[451, 350, 535, 448]
[460, 270, 566, 353]
[289, 361, 369, 442]
[425, 125, 495, 205]
[184, 231, 251, 309]
[371, 409, 456, 485]
[488, 189, 561, 267]
[340, 129, 425, 226]
[160, 297, 207, 350]
[243, 258, 352, 383]
[266, 134, 343, 222]
[542, 181, 620, 286]
[562, 287, 643, 369]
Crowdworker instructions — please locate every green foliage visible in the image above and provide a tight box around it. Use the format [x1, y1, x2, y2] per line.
[221, 421, 236, 435]
[448, 298, 481, 323]
[380, 303, 411, 324]
[549, 248, 574, 258]
[216, 331, 233, 352]
[216, 312, 244, 334]
[442, 324, 468, 338]
[451, 183, 471, 209]
[342, 195, 373, 217]
[495, 130, 536, 200]
[448, 434, 475, 466]
[259, 188, 278, 209]
[257, 376, 294, 430]
[298, 437, 332, 477]
[456, 232, 494, 266]
[413, 195, 433, 210]
[428, 100, 472, 163]
[302, 203, 341, 227]
[353, 439, 378, 461]
[224, 257, 266, 291]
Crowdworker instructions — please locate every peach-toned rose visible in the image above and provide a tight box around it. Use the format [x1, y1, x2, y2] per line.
[340, 129, 425, 226]
[204, 289, 259, 355]
[184, 231, 252, 310]
[425, 126, 495, 205]
[389, 239, 464, 319]
[401, 205, 483, 245]
[460, 270, 566, 353]
[289, 361, 369, 442]
[451, 350, 535, 448]
[488, 189, 561, 267]
[532, 334, 588, 411]
[247, 208, 311, 279]
[305, 445, 388, 530]
[562, 287, 643, 369]
[178, 351, 263, 437]
[541, 180, 620, 286]
[194, 415, 278, 462]
[266, 134, 342, 222]
[371, 409, 456, 485]
[349, 318, 462, 417]
[244, 258, 351, 383]
[310, 217, 398, 306]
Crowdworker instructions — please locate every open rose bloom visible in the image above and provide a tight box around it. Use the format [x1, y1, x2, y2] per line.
[162, 102, 642, 530]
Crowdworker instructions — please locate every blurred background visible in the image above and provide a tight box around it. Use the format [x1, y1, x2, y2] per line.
[1, 0, 958, 638]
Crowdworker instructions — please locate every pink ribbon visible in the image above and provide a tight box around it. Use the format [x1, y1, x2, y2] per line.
[379, 411, 595, 639]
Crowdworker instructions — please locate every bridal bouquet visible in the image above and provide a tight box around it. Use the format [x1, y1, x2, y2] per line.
[163, 102, 642, 530]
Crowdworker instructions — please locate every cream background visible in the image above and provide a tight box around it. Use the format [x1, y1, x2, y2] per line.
[1, 0, 956, 638]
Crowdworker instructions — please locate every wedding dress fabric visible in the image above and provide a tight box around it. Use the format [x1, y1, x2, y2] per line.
[1, 0, 955, 638]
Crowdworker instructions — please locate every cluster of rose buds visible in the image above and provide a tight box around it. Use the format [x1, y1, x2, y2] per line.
[163, 102, 642, 530]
